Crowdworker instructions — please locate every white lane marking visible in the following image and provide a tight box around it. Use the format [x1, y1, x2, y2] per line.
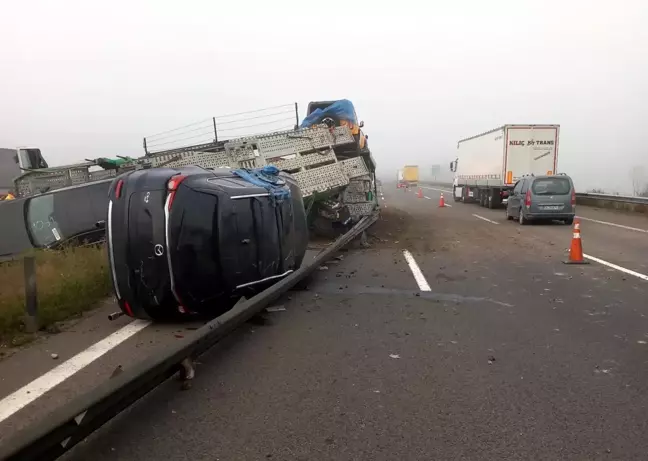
[444, 203, 452, 207]
[402, 250, 431, 291]
[420, 186, 452, 193]
[577, 216, 648, 234]
[472, 214, 499, 225]
[583, 254, 648, 281]
[424, 196, 432, 200]
[0, 319, 151, 423]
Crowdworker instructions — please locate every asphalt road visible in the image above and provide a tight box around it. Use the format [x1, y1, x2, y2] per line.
[37, 183, 648, 460]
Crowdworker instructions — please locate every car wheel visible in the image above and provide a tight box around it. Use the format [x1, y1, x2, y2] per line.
[565, 216, 574, 225]
[519, 210, 528, 225]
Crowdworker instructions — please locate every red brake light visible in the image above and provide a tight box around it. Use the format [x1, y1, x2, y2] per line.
[525, 189, 531, 207]
[115, 179, 124, 199]
[166, 175, 187, 210]
[571, 189, 576, 205]
[167, 175, 187, 191]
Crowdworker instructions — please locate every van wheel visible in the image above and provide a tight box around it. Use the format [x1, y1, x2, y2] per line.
[565, 217, 574, 225]
[519, 210, 528, 225]
[506, 207, 513, 220]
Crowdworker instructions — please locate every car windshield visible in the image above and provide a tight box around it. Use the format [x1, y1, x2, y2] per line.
[531, 178, 571, 195]
[26, 194, 63, 246]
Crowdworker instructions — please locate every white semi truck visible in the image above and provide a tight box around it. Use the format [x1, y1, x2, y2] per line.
[449, 124, 560, 208]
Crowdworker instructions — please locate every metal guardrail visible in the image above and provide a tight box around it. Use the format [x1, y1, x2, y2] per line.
[576, 192, 648, 205]
[0, 212, 379, 461]
[419, 181, 648, 207]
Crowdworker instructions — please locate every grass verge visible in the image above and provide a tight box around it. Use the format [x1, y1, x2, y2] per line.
[0, 245, 111, 347]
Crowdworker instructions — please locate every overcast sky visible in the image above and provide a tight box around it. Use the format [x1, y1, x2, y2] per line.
[2, 0, 647, 193]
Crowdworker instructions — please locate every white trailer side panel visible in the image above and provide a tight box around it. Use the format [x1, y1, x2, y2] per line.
[504, 125, 559, 185]
[455, 127, 505, 187]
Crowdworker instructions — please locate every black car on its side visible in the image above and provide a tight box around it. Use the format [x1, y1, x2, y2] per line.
[107, 166, 308, 321]
[0, 180, 111, 261]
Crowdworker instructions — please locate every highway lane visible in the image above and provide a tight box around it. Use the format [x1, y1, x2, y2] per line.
[58, 184, 648, 461]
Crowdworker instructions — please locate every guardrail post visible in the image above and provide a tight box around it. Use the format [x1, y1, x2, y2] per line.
[23, 255, 38, 333]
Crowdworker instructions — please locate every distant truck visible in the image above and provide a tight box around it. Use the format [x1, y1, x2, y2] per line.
[449, 125, 560, 208]
[402, 165, 419, 187]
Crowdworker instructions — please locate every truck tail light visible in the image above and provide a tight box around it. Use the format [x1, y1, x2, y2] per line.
[166, 175, 187, 210]
[525, 190, 531, 208]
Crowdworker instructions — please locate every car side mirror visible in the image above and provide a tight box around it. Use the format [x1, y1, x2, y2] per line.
[359, 121, 364, 128]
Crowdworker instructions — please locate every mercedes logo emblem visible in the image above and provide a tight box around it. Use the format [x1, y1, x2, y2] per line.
[154, 244, 164, 256]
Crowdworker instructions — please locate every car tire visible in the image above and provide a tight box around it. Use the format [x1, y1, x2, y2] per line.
[565, 216, 574, 225]
[519, 210, 528, 225]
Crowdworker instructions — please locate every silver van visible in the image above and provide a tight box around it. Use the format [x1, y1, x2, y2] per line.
[506, 174, 575, 225]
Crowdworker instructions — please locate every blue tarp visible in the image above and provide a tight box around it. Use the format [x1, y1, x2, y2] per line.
[299, 99, 357, 129]
[232, 165, 291, 205]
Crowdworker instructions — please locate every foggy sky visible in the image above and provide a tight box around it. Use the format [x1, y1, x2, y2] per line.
[2, 0, 647, 194]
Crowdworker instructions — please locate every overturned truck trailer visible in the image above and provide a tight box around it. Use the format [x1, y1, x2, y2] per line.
[140, 100, 379, 235]
[14, 100, 378, 236]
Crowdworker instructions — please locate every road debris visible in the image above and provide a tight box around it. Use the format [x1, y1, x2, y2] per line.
[50, 353, 59, 360]
[389, 354, 401, 359]
[266, 306, 287, 313]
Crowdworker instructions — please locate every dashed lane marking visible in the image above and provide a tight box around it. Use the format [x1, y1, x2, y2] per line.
[583, 254, 648, 281]
[420, 186, 453, 193]
[577, 216, 648, 234]
[0, 319, 151, 424]
[472, 214, 499, 225]
[403, 250, 431, 291]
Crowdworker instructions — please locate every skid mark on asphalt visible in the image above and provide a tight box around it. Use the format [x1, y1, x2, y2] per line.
[402, 250, 431, 291]
[0, 319, 150, 424]
[577, 216, 648, 234]
[583, 254, 648, 281]
[472, 214, 499, 225]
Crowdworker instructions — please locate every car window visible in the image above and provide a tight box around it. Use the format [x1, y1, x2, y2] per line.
[531, 177, 571, 195]
[513, 181, 523, 194]
[26, 193, 62, 246]
[521, 179, 529, 193]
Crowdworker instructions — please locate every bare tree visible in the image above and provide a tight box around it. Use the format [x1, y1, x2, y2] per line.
[630, 165, 646, 196]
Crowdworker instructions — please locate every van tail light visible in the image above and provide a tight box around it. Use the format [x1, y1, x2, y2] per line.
[571, 189, 576, 207]
[525, 189, 531, 208]
[166, 175, 187, 210]
[115, 179, 124, 199]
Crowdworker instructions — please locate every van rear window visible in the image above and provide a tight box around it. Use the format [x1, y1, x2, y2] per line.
[532, 178, 571, 195]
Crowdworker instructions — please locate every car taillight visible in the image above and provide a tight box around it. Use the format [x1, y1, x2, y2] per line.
[571, 189, 576, 206]
[166, 175, 187, 210]
[115, 179, 124, 199]
[525, 189, 531, 208]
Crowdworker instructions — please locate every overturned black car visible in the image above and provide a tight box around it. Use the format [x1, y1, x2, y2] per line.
[107, 165, 308, 321]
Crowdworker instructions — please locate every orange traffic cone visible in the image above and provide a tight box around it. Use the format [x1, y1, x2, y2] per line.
[417, 188, 423, 198]
[563, 218, 589, 265]
[439, 193, 445, 207]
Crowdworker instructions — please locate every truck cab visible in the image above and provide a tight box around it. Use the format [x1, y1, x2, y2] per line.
[302, 99, 369, 158]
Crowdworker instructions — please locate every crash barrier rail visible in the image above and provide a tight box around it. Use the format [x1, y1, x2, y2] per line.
[0, 212, 379, 461]
[419, 182, 648, 214]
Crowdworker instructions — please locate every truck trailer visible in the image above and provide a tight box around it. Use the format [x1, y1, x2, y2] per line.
[403, 165, 419, 187]
[449, 125, 560, 208]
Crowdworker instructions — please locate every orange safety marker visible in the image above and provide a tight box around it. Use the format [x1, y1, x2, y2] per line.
[439, 193, 445, 207]
[417, 188, 423, 198]
[563, 218, 590, 265]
